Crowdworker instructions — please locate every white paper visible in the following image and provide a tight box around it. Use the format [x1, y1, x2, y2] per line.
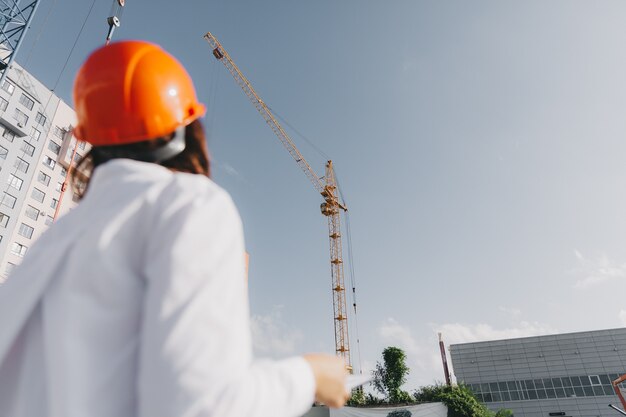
[345, 374, 372, 391]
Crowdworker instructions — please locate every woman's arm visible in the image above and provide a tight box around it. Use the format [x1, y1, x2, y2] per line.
[138, 184, 316, 417]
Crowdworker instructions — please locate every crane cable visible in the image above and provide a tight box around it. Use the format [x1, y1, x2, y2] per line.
[204, 53, 220, 141]
[268, 105, 330, 162]
[109, 0, 125, 20]
[22, 0, 59, 68]
[213, 66, 362, 371]
[263, 104, 364, 375]
[51, 0, 98, 219]
[336, 177, 364, 375]
[52, 0, 97, 95]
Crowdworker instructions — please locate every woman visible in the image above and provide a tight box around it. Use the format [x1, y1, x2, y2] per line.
[0, 40, 348, 417]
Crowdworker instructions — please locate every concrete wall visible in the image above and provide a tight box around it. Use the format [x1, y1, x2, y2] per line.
[303, 406, 330, 417]
[302, 403, 448, 417]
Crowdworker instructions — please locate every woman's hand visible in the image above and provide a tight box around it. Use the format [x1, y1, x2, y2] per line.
[303, 354, 350, 408]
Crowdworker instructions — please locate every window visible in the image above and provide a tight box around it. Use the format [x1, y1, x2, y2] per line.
[13, 108, 28, 126]
[0, 97, 7, 111]
[31, 188, 45, 203]
[37, 172, 50, 186]
[35, 112, 46, 126]
[43, 156, 55, 170]
[13, 157, 28, 173]
[78, 140, 86, 150]
[60, 167, 67, 177]
[48, 140, 61, 155]
[11, 242, 27, 257]
[5, 262, 15, 276]
[55, 181, 63, 192]
[19, 93, 34, 110]
[0, 145, 7, 160]
[18, 223, 33, 239]
[7, 174, 22, 190]
[51, 198, 58, 209]
[53, 126, 64, 139]
[0, 212, 9, 227]
[1, 80, 15, 95]
[25, 205, 39, 220]
[2, 128, 14, 142]
[456, 375, 626, 403]
[0, 192, 16, 208]
[45, 215, 53, 226]
[73, 152, 82, 163]
[20, 141, 35, 156]
[30, 127, 41, 141]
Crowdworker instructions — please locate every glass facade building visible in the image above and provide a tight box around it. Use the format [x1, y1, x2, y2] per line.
[450, 328, 626, 417]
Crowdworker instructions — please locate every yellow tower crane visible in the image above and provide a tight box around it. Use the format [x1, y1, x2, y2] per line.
[204, 32, 352, 371]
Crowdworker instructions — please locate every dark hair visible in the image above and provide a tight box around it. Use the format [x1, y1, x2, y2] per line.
[72, 119, 210, 198]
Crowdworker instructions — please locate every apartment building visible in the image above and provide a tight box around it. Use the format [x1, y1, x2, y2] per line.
[0, 61, 88, 281]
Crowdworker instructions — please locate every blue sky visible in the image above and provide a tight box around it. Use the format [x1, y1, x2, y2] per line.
[19, 0, 626, 389]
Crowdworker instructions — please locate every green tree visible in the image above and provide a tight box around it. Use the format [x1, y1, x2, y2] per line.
[373, 346, 411, 404]
[365, 392, 384, 406]
[413, 383, 512, 417]
[347, 387, 366, 406]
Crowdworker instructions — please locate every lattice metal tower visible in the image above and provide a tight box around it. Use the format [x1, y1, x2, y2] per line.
[0, 0, 41, 86]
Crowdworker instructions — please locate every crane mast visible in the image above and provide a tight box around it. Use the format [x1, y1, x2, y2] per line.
[204, 32, 351, 370]
[322, 160, 351, 370]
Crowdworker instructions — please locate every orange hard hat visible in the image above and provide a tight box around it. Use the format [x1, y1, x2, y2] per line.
[73, 40, 205, 146]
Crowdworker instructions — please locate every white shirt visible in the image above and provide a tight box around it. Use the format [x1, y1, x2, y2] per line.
[0, 159, 315, 417]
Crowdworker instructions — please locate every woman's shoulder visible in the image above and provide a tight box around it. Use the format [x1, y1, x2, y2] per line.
[169, 171, 229, 200]
[144, 172, 243, 250]
[154, 171, 238, 217]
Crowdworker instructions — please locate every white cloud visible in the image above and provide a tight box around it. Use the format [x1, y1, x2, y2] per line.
[250, 305, 303, 357]
[572, 250, 626, 289]
[375, 318, 435, 387]
[433, 321, 557, 345]
[378, 318, 421, 355]
[373, 318, 558, 389]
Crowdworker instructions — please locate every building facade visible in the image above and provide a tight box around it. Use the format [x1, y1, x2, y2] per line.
[0, 61, 87, 281]
[450, 328, 626, 417]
